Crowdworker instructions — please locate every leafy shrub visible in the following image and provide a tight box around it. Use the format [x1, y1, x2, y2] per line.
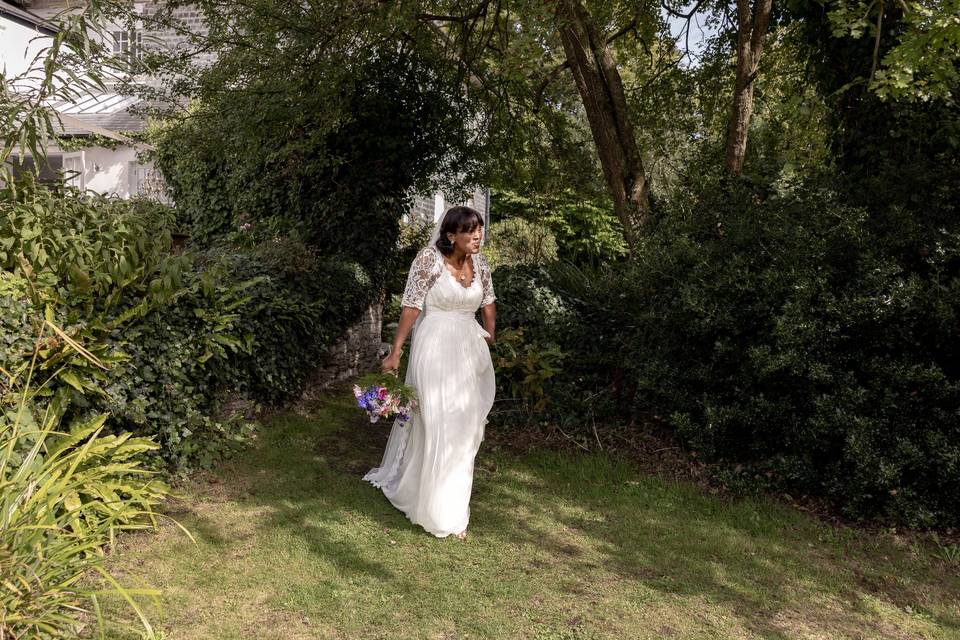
[490, 189, 627, 268]
[489, 264, 575, 341]
[1, 329, 168, 639]
[0, 179, 377, 473]
[0, 176, 186, 313]
[485, 218, 558, 269]
[492, 327, 566, 416]
[91, 235, 377, 471]
[494, 176, 960, 528]
[0, 180, 236, 471]
[193, 237, 376, 402]
[620, 178, 960, 528]
[488, 263, 622, 426]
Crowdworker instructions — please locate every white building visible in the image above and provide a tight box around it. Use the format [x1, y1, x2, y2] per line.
[1, 0, 165, 198]
[2, 0, 488, 220]
[408, 187, 491, 229]
[0, 0, 51, 78]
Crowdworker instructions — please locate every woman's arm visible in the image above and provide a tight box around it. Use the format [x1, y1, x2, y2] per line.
[480, 302, 496, 345]
[392, 306, 421, 354]
[383, 247, 440, 373]
[477, 252, 497, 345]
[382, 306, 420, 373]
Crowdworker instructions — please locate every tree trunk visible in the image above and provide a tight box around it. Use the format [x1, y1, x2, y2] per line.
[724, 0, 773, 175]
[555, 0, 651, 251]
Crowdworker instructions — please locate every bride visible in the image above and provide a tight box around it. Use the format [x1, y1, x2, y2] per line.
[363, 205, 497, 540]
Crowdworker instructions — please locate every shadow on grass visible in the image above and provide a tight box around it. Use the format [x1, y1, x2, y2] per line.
[172, 385, 960, 639]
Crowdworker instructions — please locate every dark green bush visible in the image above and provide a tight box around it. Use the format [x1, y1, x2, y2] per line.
[153, 49, 479, 290]
[494, 177, 960, 528]
[0, 193, 243, 472]
[492, 264, 575, 340]
[94, 235, 379, 471]
[195, 237, 375, 402]
[1, 179, 380, 473]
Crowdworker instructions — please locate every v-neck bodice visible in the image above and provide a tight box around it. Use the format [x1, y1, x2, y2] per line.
[425, 255, 483, 314]
[400, 246, 497, 315]
[441, 254, 478, 291]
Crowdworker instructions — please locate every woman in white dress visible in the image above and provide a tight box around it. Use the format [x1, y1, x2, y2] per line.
[363, 206, 497, 540]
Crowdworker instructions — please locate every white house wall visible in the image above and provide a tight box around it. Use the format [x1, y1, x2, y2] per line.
[409, 186, 492, 232]
[82, 145, 122, 197]
[0, 15, 50, 81]
[42, 143, 154, 199]
[80, 145, 149, 198]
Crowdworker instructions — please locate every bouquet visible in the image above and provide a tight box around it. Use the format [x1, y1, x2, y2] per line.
[352, 372, 419, 426]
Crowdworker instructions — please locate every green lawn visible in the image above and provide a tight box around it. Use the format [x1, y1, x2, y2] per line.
[99, 388, 960, 639]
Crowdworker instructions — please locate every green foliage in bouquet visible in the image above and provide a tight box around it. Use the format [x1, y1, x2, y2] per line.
[354, 373, 419, 406]
[352, 372, 419, 426]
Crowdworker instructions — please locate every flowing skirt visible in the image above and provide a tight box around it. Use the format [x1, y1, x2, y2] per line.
[363, 311, 495, 537]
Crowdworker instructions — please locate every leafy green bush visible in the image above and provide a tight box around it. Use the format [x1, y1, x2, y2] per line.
[0, 176, 187, 314]
[488, 264, 618, 426]
[617, 178, 959, 529]
[489, 264, 575, 340]
[494, 176, 960, 528]
[91, 235, 377, 471]
[492, 328, 566, 415]
[192, 237, 376, 403]
[0, 179, 238, 472]
[485, 218, 558, 269]
[490, 189, 627, 268]
[0, 179, 377, 473]
[1, 328, 168, 640]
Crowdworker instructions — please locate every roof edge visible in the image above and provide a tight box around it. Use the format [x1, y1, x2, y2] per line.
[0, 1, 59, 36]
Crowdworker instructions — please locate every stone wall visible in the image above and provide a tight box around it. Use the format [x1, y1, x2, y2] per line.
[408, 186, 491, 226]
[24, 0, 216, 73]
[138, 1, 216, 70]
[299, 300, 384, 399]
[409, 193, 436, 222]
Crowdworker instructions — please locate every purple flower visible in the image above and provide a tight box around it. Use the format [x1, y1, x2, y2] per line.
[352, 382, 416, 426]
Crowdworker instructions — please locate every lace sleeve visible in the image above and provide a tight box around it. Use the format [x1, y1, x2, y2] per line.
[401, 247, 441, 310]
[477, 252, 496, 307]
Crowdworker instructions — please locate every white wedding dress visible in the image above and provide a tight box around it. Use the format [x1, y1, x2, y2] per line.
[363, 245, 496, 538]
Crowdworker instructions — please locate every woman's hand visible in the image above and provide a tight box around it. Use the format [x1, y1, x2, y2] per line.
[383, 307, 420, 375]
[381, 351, 401, 374]
[483, 334, 495, 347]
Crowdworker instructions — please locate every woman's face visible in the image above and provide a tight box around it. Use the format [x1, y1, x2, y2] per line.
[447, 222, 483, 254]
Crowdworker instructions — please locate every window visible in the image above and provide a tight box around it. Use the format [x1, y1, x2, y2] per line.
[63, 156, 83, 189]
[128, 161, 150, 196]
[112, 29, 142, 61]
[7, 154, 63, 184]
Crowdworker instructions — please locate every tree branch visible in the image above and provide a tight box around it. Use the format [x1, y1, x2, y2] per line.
[869, 1, 884, 81]
[533, 18, 641, 110]
[415, 13, 470, 23]
[415, 2, 491, 26]
[749, 0, 774, 61]
[660, 0, 710, 21]
[421, 20, 492, 96]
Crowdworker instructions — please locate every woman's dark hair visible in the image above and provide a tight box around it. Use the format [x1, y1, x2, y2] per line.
[435, 205, 484, 256]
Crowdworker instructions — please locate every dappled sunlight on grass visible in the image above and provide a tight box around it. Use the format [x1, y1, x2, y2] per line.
[97, 389, 960, 639]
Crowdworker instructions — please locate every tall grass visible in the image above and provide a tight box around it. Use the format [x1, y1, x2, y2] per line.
[1, 320, 174, 639]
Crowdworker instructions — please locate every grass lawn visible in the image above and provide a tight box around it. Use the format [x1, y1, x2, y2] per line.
[98, 387, 960, 639]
